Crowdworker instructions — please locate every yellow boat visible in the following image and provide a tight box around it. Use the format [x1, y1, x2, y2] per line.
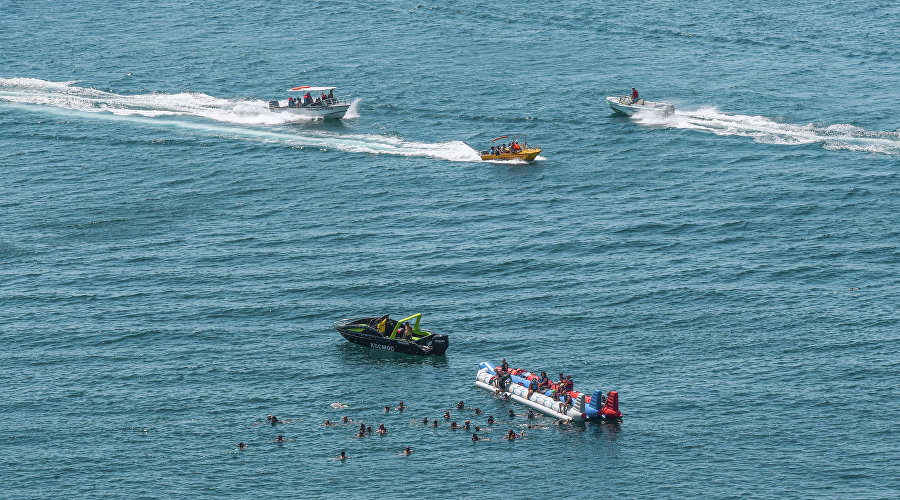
[480, 134, 542, 161]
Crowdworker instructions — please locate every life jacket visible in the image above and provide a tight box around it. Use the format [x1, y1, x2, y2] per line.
[377, 319, 387, 333]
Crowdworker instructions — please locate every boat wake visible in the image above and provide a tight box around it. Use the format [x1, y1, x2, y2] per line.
[0, 77, 480, 162]
[632, 106, 900, 155]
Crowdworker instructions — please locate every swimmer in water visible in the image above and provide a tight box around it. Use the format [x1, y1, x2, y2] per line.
[475, 425, 481, 432]
[432, 420, 438, 428]
[366, 426, 372, 434]
[450, 421, 457, 430]
[456, 400, 465, 409]
[396, 402, 406, 411]
[422, 417, 428, 425]
[508, 409, 516, 418]
[474, 407, 482, 415]
[385, 405, 390, 413]
[275, 435, 286, 442]
[527, 410, 535, 419]
[464, 420, 471, 430]
[359, 423, 366, 434]
[238, 442, 247, 450]
[472, 433, 479, 441]
[487, 415, 495, 425]
[356, 430, 365, 438]
[342, 415, 351, 423]
[336, 450, 347, 460]
[323, 419, 332, 426]
[443, 411, 451, 419]
[377, 423, 387, 434]
[403, 446, 413, 455]
[505, 429, 518, 440]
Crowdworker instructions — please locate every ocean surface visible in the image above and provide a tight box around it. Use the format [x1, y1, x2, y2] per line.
[2, 0, 899, 497]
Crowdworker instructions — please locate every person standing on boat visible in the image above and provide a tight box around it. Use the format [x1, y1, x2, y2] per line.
[631, 87, 639, 103]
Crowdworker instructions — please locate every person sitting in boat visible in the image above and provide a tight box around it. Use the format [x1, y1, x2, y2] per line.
[303, 92, 311, 105]
[537, 371, 551, 390]
[288, 97, 294, 107]
[631, 87, 639, 104]
[328, 89, 334, 100]
[564, 375, 574, 392]
[511, 141, 520, 152]
[321, 92, 328, 103]
[489, 146, 496, 156]
[402, 322, 413, 340]
[527, 377, 538, 399]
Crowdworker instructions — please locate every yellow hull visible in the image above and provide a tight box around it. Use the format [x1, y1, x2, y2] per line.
[480, 148, 541, 161]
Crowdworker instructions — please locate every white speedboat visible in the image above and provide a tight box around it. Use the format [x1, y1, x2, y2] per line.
[607, 95, 674, 117]
[268, 85, 351, 119]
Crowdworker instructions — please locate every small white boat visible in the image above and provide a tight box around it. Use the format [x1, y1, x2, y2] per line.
[606, 95, 674, 117]
[268, 85, 351, 119]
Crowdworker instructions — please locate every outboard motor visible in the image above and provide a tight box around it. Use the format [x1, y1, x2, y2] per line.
[430, 334, 449, 356]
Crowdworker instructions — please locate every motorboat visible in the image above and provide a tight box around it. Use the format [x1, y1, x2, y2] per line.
[607, 95, 674, 117]
[474, 361, 621, 422]
[479, 134, 542, 161]
[268, 85, 351, 119]
[333, 314, 449, 355]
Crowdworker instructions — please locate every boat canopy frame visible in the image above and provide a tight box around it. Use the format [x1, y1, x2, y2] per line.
[389, 313, 423, 340]
[490, 133, 529, 148]
[287, 85, 337, 93]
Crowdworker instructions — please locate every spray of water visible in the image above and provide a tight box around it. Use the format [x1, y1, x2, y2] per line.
[631, 106, 900, 155]
[0, 77, 481, 162]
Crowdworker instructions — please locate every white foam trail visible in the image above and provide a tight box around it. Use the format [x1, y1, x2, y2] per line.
[343, 98, 361, 119]
[632, 105, 900, 155]
[0, 77, 481, 162]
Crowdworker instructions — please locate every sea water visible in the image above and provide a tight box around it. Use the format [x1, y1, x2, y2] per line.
[1, 0, 898, 497]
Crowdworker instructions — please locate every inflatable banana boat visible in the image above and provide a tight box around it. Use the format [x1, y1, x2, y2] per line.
[475, 362, 621, 422]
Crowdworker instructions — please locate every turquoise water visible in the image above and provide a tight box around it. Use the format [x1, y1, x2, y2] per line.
[2, 1, 899, 497]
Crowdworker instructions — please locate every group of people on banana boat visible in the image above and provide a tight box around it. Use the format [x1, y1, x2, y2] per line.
[488, 357, 609, 412]
[489, 140, 523, 156]
[287, 89, 335, 107]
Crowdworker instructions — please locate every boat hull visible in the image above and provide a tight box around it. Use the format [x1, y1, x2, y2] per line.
[606, 96, 674, 117]
[269, 103, 350, 119]
[480, 148, 542, 161]
[334, 318, 449, 355]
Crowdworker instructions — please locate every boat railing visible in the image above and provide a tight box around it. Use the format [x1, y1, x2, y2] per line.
[270, 95, 351, 109]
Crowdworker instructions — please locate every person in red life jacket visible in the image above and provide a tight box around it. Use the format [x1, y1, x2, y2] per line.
[303, 92, 311, 105]
[321, 92, 328, 102]
[565, 375, 574, 391]
[631, 87, 639, 103]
